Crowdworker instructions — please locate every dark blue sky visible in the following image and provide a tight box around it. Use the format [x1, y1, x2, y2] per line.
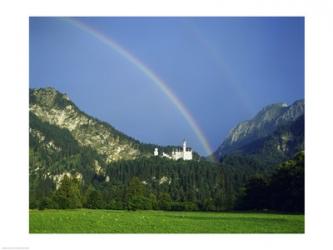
[30, 17, 304, 156]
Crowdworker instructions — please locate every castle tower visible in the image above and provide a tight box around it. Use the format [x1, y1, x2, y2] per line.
[183, 139, 187, 153]
[154, 148, 158, 156]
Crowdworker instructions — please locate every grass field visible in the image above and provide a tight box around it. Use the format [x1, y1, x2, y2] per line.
[29, 209, 304, 233]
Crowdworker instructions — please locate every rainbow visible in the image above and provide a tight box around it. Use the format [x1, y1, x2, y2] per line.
[62, 17, 214, 156]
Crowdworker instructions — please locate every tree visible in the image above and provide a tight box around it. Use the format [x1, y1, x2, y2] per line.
[158, 192, 172, 210]
[235, 152, 304, 212]
[128, 196, 152, 210]
[127, 177, 145, 197]
[126, 177, 150, 210]
[213, 190, 226, 211]
[269, 152, 304, 212]
[38, 196, 57, 210]
[148, 193, 158, 210]
[236, 175, 270, 210]
[53, 175, 82, 209]
[201, 197, 216, 211]
[86, 189, 104, 209]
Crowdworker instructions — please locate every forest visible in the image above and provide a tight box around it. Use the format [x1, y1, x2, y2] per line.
[30, 150, 304, 212]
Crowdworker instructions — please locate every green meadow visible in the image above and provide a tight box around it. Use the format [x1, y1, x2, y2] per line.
[29, 209, 304, 233]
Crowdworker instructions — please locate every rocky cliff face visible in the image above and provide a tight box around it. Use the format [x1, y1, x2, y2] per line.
[214, 100, 304, 159]
[30, 87, 141, 163]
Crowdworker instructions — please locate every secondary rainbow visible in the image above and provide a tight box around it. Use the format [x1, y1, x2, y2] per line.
[63, 17, 213, 156]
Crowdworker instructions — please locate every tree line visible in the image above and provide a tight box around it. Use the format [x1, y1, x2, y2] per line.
[235, 151, 304, 212]
[31, 157, 235, 211]
[30, 152, 304, 212]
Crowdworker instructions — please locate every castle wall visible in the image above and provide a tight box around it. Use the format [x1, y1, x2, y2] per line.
[162, 152, 172, 159]
[172, 151, 183, 160]
[183, 151, 193, 160]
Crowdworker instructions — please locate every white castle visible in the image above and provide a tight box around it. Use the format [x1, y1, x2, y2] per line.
[154, 139, 193, 161]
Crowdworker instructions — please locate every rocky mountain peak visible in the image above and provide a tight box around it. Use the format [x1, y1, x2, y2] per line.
[215, 99, 304, 158]
[30, 87, 72, 109]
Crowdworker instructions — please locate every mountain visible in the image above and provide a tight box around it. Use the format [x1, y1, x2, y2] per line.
[29, 111, 105, 193]
[214, 99, 304, 160]
[221, 114, 304, 168]
[29, 87, 202, 183]
[232, 114, 304, 158]
[30, 87, 145, 163]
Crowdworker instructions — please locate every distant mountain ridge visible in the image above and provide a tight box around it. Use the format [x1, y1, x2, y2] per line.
[214, 99, 304, 160]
